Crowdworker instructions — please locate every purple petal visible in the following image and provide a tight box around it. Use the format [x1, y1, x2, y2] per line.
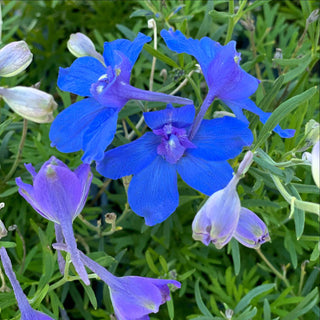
[207, 41, 259, 100]
[192, 182, 241, 249]
[58, 216, 89, 285]
[96, 132, 160, 179]
[161, 29, 221, 82]
[144, 104, 195, 130]
[33, 310, 56, 320]
[128, 157, 178, 226]
[49, 98, 105, 154]
[234, 207, 270, 249]
[110, 32, 151, 67]
[24, 163, 37, 178]
[176, 154, 233, 195]
[15, 177, 50, 221]
[73, 164, 92, 217]
[81, 108, 119, 162]
[32, 162, 82, 222]
[223, 98, 296, 138]
[191, 117, 253, 161]
[57, 57, 106, 96]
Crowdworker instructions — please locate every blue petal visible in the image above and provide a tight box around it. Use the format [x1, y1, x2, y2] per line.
[177, 154, 233, 195]
[144, 104, 195, 130]
[161, 29, 221, 82]
[207, 41, 259, 100]
[49, 98, 104, 154]
[110, 32, 151, 67]
[223, 98, 296, 138]
[128, 157, 178, 226]
[82, 108, 119, 163]
[57, 57, 106, 96]
[190, 117, 253, 161]
[96, 132, 160, 179]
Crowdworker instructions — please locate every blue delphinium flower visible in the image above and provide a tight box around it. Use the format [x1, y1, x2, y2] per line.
[15, 156, 92, 285]
[192, 151, 270, 249]
[50, 32, 192, 163]
[0, 247, 55, 319]
[160, 29, 295, 139]
[97, 104, 253, 226]
[53, 243, 181, 320]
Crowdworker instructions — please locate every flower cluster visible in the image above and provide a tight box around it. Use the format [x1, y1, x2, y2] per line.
[5, 27, 295, 319]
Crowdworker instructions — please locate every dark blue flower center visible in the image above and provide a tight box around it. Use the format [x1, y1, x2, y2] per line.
[153, 124, 195, 164]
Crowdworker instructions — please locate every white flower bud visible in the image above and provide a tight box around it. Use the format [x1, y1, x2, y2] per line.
[0, 86, 57, 123]
[311, 140, 320, 188]
[306, 9, 319, 25]
[0, 41, 33, 77]
[67, 33, 103, 62]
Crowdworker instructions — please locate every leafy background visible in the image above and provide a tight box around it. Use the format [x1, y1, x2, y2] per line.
[0, 0, 319, 319]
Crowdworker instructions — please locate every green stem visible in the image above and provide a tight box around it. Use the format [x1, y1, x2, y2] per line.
[271, 175, 320, 216]
[257, 249, 294, 295]
[224, 0, 234, 45]
[4, 119, 28, 182]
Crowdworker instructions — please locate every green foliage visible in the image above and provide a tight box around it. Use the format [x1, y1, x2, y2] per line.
[0, 0, 319, 319]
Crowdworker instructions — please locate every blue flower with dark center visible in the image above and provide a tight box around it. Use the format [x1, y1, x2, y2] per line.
[50, 32, 192, 163]
[160, 29, 295, 139]
[97, 104, 253, 226]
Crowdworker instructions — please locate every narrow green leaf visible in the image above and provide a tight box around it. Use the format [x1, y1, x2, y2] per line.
[0, 186, 18, 198]
[143, 44, 181, 69]
[310, 242, 320, 262]
[231, 238, 241, 276]
[83, 283, 98, 310]
[195, 279, 213, 318]
[263, 299, 271, 320]
[167, 292, 174, 320]
[234, 283, 275, 313]
[258, 76, 284, 112]
[178, 268, 196, 281]
[0, 241, 16, 248]
[145, 250, 159, 275]
[255, 87, 317, 149]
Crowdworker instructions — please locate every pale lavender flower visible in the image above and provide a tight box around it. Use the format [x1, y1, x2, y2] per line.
[0, 247, 54, 319]
[233, 208, 270, 249]
[53, 243, 181, 320]
[311, 140, 320, 188]
[15, 156, 92, 285]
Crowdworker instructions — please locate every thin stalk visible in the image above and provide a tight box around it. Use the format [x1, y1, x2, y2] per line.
[4, 119, 28, 182]
[257, 249, 295, 295]
[148, 19, 157, 92]
[224, 0, 235, 45]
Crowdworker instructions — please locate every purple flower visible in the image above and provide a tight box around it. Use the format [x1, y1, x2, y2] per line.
[160, 29, 295, 139]
[0, 247, 54, 320]
[53, 243, 180, 320]
[50, 32, 192, 163]
[192, 151, 270, 249]
[97, 104, 253, 226]
[15, 156, 92, 285]
[233, 208, 270, 249]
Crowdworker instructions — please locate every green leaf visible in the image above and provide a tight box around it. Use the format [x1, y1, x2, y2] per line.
[129, 9, 153, 18]
[310, 242, 320, 262]
[167, 292, 174, 320]
[263, 299, 271, 320]
[258, 76, 284, 112]
[0, 241, 16, 248]
[209, 10, 234, 20]
[195, 279, 213, 318]
[282, 288, 319, 320]
[83, 283, 98, 310]
[0, 186, 19, 198]
[255, 87, 317, 149]
[231, 238, 241, 276]
[179, 268, 196, 281]
[145, 250, 159, 275]
[234, 283, 275, 313]
[143, 44, 181, 69]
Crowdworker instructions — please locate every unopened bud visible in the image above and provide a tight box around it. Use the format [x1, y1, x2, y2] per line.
[306, 9, 319, 25]
[67, 33, 103, 62]
[225, 309, 234, 319]
[0, 86, 57, 123]
[240, 18, 255, 31]
[0, 41, 33, 77]
[160, 69, 167, 81]
[8, 225, 17, 231]
[0, 219, 7, 239]
[311, 140, 320, 188]
[105, 212, 117, 224]
[274, 48, 283, 60]
[147, 18, 156, 29]
[213, 111, 236, 118]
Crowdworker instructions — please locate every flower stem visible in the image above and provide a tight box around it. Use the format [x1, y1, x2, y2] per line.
[224, 0, 235, 45]
[4, 119, 28, 182]
[189, 91, 215, 140]
[256, 248, 294, 295]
